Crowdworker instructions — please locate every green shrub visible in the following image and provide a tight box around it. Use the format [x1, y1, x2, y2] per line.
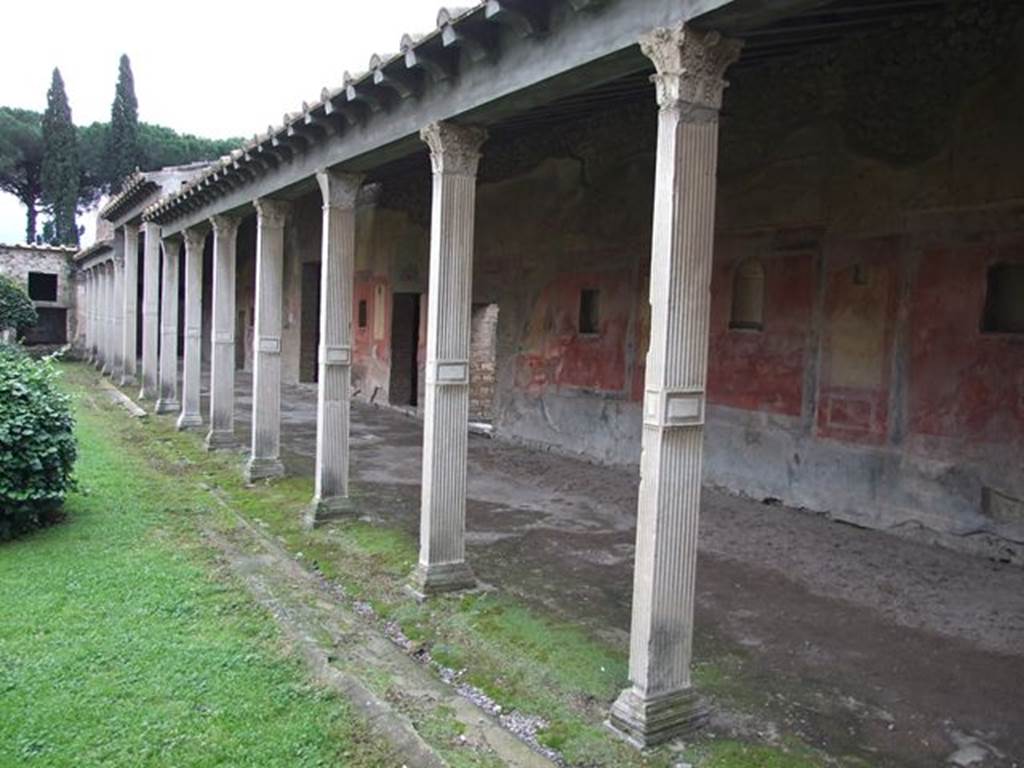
[0, 344, 76, 538]
[0, 276, 38, 335]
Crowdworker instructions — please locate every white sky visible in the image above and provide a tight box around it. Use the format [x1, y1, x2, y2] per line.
[0, 0, 441, 245]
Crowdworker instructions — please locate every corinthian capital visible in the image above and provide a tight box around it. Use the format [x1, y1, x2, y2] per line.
[210, 214, 241, 239]
[254, 198, 292, 229]
[639, 24, 743, 111]
[316, 168, 364, 210]
[420, 121, 487, 176]
[183, 226, 208, 253]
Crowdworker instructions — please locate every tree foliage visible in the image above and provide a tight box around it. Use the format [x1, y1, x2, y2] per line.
[0, 275, 38, 333]
[0, 108, 45, 242]
[40, 69, 80, 247]
[106, 54, 140, 194]
[0, 344, 76, 539]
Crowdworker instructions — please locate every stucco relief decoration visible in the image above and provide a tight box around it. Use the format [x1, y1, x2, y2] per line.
[639, 24, 743, 111]
[420, 121, 488, 176]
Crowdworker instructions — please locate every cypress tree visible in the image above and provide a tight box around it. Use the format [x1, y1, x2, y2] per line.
[40, 68, 80, 247]
[107, 54, 139, 193]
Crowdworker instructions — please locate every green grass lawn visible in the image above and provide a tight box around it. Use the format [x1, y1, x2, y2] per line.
[0, 371, 395, 767]
[1, 362, 834, 768]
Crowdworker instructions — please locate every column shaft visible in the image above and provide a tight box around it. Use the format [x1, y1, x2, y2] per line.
[155, 237, 181, 414]
[110, 238, 125, 379]
[410, 122, 487, 597]
[101, 263, 114, 374]
[610, 25, 742, 748]
[177, 229, 205, 429]
[140, 222, 161, 398]
[120, 224, 139, 385]
[85, 271, 95, 363]
[245, 199, 290, 482]
[206, 216, 239, 450]
[308, 170, 363, 524]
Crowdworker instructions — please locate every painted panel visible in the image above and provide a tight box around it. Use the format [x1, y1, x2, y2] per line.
[907, 243, 1024, 445]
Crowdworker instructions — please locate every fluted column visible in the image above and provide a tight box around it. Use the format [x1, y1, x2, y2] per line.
[110, 237, 125, 379]
[85, 270, 95, 363]
[409, 122, 487, 597]
[205, 215, 240, 450]
[155, 236, 181, 414]
[609, 25, 742, 748]
[177, 227, 206, 430]
[95, 266, 107, 369]
[100, 261, 114, 375]
[307, 169, 363, 525]
[139, 221, 161, 399]
[120, 224, 139, 386]
[245, 199, 290, 482]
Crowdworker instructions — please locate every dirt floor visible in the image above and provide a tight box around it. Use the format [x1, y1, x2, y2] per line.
[217, 372, 1024, 767]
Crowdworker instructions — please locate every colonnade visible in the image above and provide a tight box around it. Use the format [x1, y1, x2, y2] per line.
[76, 24, 739, 747]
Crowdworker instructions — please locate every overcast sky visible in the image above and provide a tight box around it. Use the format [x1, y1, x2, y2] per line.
[0, 0, 440, 245]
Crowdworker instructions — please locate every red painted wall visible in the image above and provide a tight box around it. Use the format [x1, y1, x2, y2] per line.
[707, 249, 815, 416]
[515, 269, 632, 395]
[908, 242, 1024, 446]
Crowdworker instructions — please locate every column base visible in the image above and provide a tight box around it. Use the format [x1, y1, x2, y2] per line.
[304, 495, 355, 529]
[176, 412, 203, 430]
[608, 686, 708, 749]
[245, 457, 285, 484]
[153, 398, 180, 414]
[138, 384, 156, 401]
[204, 430, 238, 451]
[119, 373, 136, 387]
[406, 561, 477, 600]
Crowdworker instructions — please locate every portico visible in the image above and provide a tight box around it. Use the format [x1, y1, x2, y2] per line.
[73, 0, 1024, 753]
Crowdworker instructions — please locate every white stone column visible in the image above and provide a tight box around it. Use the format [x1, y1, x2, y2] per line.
[245, 199, 290, 482]
[85, 270, 95, 363]
[92, 267, 103, 368]
[101, 261, 114, 376]
[119, 224, 139, 386]
[609, 25, 742, 748]
[139, 221, 161, 399]
[155, 236, 181, 414]
[205, 215, 240, 450]
[177, 227, 206, 430]
[111, 241, 125, 380]
[102, 264, 113, 370]
[409, 122, 487, 597]
[307, 169, 363, 525]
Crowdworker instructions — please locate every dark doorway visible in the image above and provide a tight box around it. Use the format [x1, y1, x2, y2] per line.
[389, 292, 420, 407]
[300, 262, 321, 383]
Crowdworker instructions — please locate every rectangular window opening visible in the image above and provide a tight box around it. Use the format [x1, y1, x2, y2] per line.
[358, 299, 368, 329]
[27, 272, 58, 302]
[579, 289, 600, 335]
[982, 263, 1024, 334]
